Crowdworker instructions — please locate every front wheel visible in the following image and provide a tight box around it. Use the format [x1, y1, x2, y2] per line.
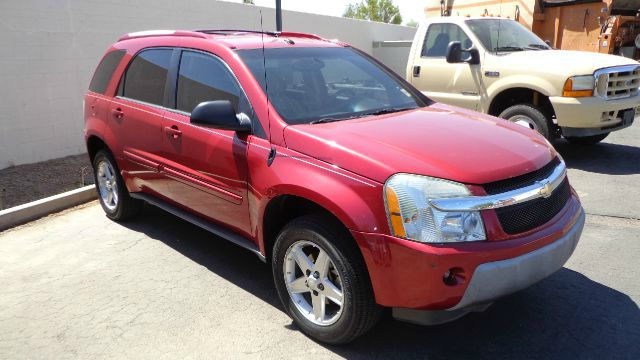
[272, 214, 380, 344]
[499, 104, 551, 140]
[565, 133, 609, 145]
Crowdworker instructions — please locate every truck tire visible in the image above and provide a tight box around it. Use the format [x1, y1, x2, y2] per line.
[92, 150, 142, 221]
[499, 104, 551, 140]
[272, 214, 381, 344]
[565, 133, 609, 145]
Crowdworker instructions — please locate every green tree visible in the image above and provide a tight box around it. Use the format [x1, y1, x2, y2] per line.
[242, 0, 254, 4]
[343, 0, 403, 25]
[405, 19, 418, 27]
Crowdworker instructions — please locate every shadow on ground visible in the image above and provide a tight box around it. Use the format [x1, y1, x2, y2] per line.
[555, 139, 640, 175]
[123, 206, 640, 359]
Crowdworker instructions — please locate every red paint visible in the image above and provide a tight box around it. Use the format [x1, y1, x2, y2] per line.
[85, 31, 583, 310]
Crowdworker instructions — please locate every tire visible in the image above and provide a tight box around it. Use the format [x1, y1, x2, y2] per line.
[499, 104, 551, 140]
[565, 133, 609, 145]
[92, 150, 142, 221]
[272, 214, 381, 344]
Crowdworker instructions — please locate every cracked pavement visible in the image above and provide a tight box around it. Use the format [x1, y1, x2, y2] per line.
[1, 124, 639, 359]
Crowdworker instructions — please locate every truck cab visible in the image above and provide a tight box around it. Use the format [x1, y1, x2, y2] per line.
[407, 16, 640, 144]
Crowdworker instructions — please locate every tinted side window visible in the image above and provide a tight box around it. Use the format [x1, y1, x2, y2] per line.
[89, 50, 125, 94]
[176, 51, 241, 113]
[421, 24, 472, 57]
[122, 49, 172, 106]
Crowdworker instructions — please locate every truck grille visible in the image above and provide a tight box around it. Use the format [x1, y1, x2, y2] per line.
[482, 157, 571, 235]
[595, 65, 640, 100]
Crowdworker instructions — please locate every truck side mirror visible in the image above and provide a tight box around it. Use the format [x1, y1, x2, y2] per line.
[446, 41, 480, 65]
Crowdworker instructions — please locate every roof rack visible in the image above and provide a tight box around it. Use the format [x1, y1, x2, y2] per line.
[195, 29, 325, 41]
[117, 30, 208, 42]
[196, 29, 280, 36]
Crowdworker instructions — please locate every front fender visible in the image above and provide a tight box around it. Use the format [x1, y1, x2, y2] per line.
[247, 141, 387, 255]
[484, 75, 559, 111]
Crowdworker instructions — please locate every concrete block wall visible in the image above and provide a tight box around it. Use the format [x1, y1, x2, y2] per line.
[0, 0, 416, 169]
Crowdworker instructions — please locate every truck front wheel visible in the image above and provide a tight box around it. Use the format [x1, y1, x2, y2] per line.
[499, 104, 551, 140]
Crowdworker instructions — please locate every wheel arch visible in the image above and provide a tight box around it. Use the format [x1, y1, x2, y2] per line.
[259, 184, 382, 263]
[487, 87, 556, 121]
[86, 134, 113, 163]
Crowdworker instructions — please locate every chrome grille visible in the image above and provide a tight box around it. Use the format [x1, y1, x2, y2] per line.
[595, 65, 640, 100]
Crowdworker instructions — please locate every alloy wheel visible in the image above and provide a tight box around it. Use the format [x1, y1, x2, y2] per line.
[96, 160, 119, 211]
[284, 240, 344, 326]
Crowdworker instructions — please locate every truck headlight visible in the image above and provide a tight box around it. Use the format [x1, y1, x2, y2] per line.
[563, 75, 594, 97]
[384, 174, 486, 243]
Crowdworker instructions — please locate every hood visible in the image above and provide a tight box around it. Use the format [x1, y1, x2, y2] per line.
[283, 104, 557, 185]
[493, 50, 639, 76]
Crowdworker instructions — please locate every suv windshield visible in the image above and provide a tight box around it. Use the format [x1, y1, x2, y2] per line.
[237, 47, 426, 125]
[466, 19, 550, 53]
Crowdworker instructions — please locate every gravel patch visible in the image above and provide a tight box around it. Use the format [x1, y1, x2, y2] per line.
[0, 154, 94, 210]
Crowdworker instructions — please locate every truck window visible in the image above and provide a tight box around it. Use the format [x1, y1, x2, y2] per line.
[422, 23, 472, 58]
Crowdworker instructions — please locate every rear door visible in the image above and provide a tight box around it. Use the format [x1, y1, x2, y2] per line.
[410, 22, 482, 110]
[159, 50, 253, 236]
[112, 48, 174, 194]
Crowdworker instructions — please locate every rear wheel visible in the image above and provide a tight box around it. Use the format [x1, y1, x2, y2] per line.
[92, 150, 142, 220]
[499, 104, 551, 140]
[565, 133, 609, 145]
[272, 214, 381, 344]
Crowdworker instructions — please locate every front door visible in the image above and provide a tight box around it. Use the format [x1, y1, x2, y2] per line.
[411, 23, 482, 111]
[160, 50, 253, 236]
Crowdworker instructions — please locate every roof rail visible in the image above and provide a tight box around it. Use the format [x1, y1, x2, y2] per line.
[196, 29, 280, 36]
[117, 30, 208, 42]
[278, 32, 324, 41]
[195, 29, 325, 41]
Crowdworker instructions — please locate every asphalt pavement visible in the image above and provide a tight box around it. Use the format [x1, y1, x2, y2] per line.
[1, 123, 639, 359]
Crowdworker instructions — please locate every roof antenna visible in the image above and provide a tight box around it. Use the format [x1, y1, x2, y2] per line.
[260, 10, 276, 166]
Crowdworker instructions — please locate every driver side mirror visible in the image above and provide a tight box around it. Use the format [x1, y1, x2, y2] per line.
[446, 41, 480, 65]
[190, 100, 251, 132]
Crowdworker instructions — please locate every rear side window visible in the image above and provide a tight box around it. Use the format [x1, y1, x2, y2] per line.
[122, 49, 172, 106]
[89, 50, 125, 94]
[176, 51, 241, 113]
[422, 23, 472, 57]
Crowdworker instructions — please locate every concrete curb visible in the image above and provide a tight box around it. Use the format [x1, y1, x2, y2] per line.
[0, 185, 97, 231]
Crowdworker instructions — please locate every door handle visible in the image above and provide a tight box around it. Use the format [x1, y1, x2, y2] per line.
[112, 108, 124, 119]
[164, 125, 182, 139]
[412, 65, 421, 77]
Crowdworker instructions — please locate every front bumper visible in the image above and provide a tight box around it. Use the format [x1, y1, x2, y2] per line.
[449, 207, 584, 310]
[351, 197, 584, 310]
[550, 95, 640, 131]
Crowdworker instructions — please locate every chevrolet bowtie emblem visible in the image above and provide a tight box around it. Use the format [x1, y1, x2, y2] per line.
[538, 179, 553, 198]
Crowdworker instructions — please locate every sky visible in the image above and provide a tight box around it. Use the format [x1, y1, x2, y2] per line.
[222, 0, 427, 25]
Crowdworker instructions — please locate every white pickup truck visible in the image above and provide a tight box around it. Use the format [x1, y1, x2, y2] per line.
[406, 17, 640, 144]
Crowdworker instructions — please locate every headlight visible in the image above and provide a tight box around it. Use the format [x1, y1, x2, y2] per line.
[384, 174, 486, 243]
[563, 75, 594, 97]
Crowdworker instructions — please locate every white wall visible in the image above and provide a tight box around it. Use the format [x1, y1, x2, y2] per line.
[0, 0, 416, 169]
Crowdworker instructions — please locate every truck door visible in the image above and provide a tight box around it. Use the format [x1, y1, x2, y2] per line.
[410, 23, 482, 111]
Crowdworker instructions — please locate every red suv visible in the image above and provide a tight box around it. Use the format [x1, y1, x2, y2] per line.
[84, 30, 585, 344]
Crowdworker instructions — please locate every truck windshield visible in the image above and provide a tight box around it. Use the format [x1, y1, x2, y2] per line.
[237, 47, 425, 125]
[466, 19, 550, 53]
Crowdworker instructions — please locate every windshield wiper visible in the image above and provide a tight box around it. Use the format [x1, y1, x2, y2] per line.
[309, 107, 416, 124]
[495, 46, 525, 52]
[362, 106, 417, 116]
[309, 115, 362, 124]
[527, 44, 550, 50]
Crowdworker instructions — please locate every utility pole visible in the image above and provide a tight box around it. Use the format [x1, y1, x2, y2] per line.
[276, 0, 282, 31]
